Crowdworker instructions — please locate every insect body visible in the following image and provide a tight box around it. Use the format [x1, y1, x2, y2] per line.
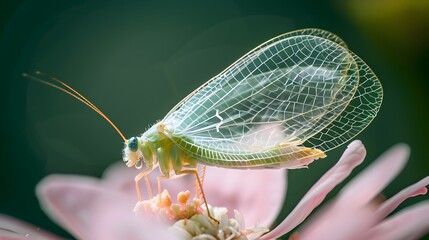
[123, 29, 382, 177]
[26, 29, 383, 218]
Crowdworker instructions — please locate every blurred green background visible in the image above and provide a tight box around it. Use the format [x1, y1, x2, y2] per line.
[1, 0, 428, 239]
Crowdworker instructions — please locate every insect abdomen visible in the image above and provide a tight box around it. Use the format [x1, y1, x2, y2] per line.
[171, 136, 326, 169]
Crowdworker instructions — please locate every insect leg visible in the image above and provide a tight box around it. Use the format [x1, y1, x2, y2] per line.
[135, 168, 154, 201]
[144, 175, 153, 198]
[178, 169, 217, 223]
[157, 175, 169, 196]
[195, 165, 207, 199]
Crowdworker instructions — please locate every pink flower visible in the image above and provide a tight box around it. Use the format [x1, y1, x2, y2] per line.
[1, 140, 428, 239]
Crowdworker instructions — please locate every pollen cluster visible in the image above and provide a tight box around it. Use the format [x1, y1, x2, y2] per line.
[134, 190, 203, 221]
[134, 190, 268, 240]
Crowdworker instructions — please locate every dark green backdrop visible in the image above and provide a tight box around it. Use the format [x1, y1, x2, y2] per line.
[1, 0, 428, 239]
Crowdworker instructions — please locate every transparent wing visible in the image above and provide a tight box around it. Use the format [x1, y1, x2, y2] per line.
[163, 33, 361, 156]
[164, 29, 348, 117]
[279, 28, 348, 49]
[305, 52, 383, 152]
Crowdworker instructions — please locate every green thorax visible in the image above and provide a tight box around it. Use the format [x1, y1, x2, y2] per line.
[138, 123, 196, 177]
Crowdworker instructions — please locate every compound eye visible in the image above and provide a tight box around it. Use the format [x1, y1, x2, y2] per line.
[128, 137, 138, 152]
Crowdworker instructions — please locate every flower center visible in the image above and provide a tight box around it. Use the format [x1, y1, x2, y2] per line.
[134, 190, 203, 221]
[134, 190, 269, 240]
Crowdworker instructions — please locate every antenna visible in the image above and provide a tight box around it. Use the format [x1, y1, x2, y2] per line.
[23, 71, 127, 142]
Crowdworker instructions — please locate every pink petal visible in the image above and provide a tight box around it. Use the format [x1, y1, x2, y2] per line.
[87, 201, 179, 240]
[292, 143, 418, 240]
[259, 140, 366, 240]
[102, 160, 286, 228]
[0, 214, 63, 240]
[377, 176, 429, 218]
[102, 162, 140, 196]
[37, 174, 179, 240]
[36, 175, 133, 239]
[299, 203, 379, 240]
[337, 144, 410, 208]
[37, 175, 174, 239]
[366, 202, 429, 240]
[203, 166, 286, 228]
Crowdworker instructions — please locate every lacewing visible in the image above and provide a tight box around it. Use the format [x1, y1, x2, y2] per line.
[25, 29, 383, 216]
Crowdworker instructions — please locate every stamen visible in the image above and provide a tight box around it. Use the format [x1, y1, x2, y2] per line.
[134, 190, 203, 221]
[134, 190, 269, 240]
